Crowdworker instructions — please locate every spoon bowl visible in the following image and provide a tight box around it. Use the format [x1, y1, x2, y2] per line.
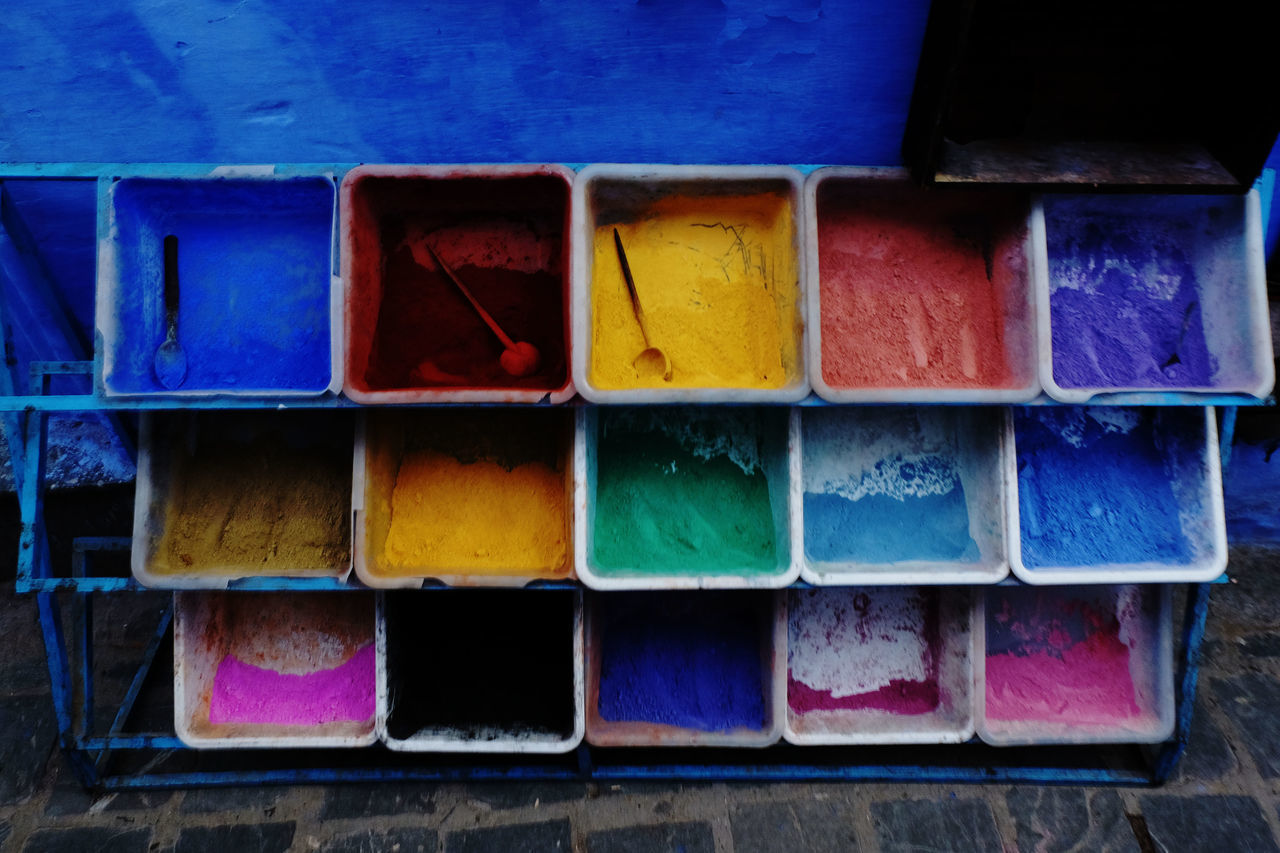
[500, 341, 542, 377]
[633, 346, 672, 381]
[154, 337, 188, 390]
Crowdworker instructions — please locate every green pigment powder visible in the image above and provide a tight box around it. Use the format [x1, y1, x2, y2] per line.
[591, 408, 782, 576]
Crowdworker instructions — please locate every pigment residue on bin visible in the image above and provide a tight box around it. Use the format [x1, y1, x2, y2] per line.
[383, 591, 577, 742]
[591, 407, 783, 576]
[589, 192, 798, 389]
[985, 588, 1145, 726]
[377, 410, 569, 577]
[788, 587, 940, 715]
[597, 593, 767, 732]
[156, 414, 351, 575]
[1014, 407, 1197, 568]
[816, 183, 1027, 389]
[1045, 196, 1220, 389]
[210, 645, 375, 726]
[802, 408, 979, 564]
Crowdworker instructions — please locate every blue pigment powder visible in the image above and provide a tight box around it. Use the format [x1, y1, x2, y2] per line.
[1044, 195, 1225, 390]
[802, 408, 980, 564]
[597, 593, 766, 732]
[105, 177, 335, 395]
[1015, 408, 1199, 567]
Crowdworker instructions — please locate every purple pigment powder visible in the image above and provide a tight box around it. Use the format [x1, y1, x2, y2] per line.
[209, 643, 375, 726]
[787, 588, 941, 716]
[1045, 195, 1217, 389]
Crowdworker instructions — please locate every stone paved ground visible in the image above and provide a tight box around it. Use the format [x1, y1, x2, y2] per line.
[3, 491, 1280, 851]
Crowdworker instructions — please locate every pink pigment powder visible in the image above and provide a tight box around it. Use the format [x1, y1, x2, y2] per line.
[209, 643, 376, 726]
[985, 631, 1141, 725]
[817, 185, 1027, 389]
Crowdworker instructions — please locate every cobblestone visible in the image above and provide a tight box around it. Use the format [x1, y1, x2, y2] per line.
[586, 821, 715, 853]
[1141, 795, 1279, 853]
[871, 798, 1005, 853]
[445, 819, 571, 853]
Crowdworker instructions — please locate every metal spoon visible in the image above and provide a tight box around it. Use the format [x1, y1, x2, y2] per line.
[153, 234, 187, 390]
[422, 243, 541, 378]
[612, 228, 672, 381]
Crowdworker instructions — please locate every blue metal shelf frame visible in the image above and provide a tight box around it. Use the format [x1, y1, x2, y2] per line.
[35, 563, 1210, 790]
[0, 164, 1230, 789]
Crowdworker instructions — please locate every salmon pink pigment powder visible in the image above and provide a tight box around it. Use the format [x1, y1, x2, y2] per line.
[817, 184, 1029, 390]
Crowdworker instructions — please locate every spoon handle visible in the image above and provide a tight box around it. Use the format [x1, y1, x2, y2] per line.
[612, 228, 653, 348]
[423, 243, 518, 351]
[163, 234, 180, 337]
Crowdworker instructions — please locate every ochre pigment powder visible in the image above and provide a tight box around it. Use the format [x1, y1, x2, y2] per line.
[158, 433, 350, 575]
[589, 193, 798, 389]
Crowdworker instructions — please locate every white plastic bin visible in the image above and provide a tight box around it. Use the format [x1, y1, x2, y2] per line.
[784, 586, 975, 745]
[341, 164, 576, 404]
[795, 406, 1010, 585]
[1033, 191, 1273, 403]
[353, 409, 574, 588]
[1009, 406, 1226, 585]
[377, 589, 584, 753]
[584, 590, 785, 747]
[575, 406, 801, 590]
[132, 411, 353, 589]
[97, 171, 340, 398]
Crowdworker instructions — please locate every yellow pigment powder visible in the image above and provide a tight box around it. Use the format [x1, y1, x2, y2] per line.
[589, 192, 799, 389]
[157, 439, 350, 575]
[382, 451, 568, 575]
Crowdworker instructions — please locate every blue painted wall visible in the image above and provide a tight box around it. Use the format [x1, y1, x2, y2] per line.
[1, 1, 931, 166]
[1265, 136, 1280, 261]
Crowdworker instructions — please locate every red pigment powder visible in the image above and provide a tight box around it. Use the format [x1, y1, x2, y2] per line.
[817, 185, 1027, 389]
[364, 220, 566, 390]
[788, 675, 939, 715]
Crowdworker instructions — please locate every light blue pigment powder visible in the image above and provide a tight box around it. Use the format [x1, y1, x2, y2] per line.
[802, 408, 979, 564]
[1015, 408, 1198, 567]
